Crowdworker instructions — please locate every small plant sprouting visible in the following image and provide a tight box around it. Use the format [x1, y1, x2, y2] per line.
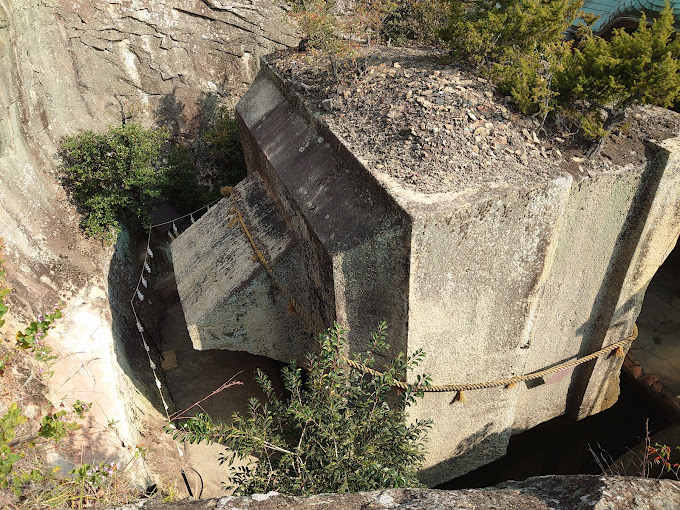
[38, 411, 79, 442]
[14, 304, 62, 366]
[72, 400, 92, 420]
[0, 241, 9, 330]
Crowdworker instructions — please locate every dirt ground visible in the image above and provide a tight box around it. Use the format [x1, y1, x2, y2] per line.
[156, 298, 285, 498]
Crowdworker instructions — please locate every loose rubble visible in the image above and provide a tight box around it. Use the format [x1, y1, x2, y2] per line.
[267, 47, 679, 195]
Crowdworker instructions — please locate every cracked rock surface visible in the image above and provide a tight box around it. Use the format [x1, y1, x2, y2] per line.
[0, 0, 296, 492]
[112, 475, 680, 509]
[0, 0, 296, 312]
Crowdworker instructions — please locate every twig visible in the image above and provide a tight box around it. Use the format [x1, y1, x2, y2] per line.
[169, 372, 243, 421]
[588, 443, 608, 474]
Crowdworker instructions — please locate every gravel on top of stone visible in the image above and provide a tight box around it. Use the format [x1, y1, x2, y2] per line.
[266, 47, 680, 196]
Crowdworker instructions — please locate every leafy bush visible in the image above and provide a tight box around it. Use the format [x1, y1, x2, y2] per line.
[169, 322, 432, 495]
[59, 122, 223, 239]
[443, 0, 580, 68]
[201, 108, 248, 187]
[59, 123, 171, 239]
[164, 144, 220, 214]
[442, 0, 680, 142]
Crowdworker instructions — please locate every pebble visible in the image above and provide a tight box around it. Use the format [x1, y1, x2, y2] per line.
[630, 365, 643, 379]
[275, 52, 617, 195]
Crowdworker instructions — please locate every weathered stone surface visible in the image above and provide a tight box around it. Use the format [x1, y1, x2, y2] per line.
[172, 175, 313, 361]
[0, 0, 296, 313]
[174, 55, 680, 486]
[0, 0, 298, 332]
[112, 476, 680, 510]
[0, 0, 296, 489]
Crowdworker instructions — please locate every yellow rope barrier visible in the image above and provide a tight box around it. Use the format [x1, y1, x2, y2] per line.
[228, 201, 324, 334]
[227, 198, 638, 396]
[341, 326, 637, 393]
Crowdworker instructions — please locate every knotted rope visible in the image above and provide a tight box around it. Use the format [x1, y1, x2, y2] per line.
[227, 197, 637, 398]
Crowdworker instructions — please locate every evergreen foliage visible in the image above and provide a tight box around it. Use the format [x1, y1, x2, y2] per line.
[169, 323, 432, 495]
[442, 0, 680, 142]
[556, 6, 680, 138]
[59, 123, 220, 240]
[59, 123, 171, 240]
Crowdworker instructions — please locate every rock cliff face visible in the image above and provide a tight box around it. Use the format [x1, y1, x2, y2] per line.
[0, 0, 296, 310]
[0, 0, 296, 486]
[0, 0, 297, 312]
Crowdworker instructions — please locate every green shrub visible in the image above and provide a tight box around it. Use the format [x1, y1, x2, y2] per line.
[169, 322, 432, 495]
[442, 0, 680, 143]
[442, 0, 581, 116]
[59, 122, 222, 239]
[555, 6, 680, 138]
[201, 109, 248, 187]
[59, 123, 171, 239]
[165, 144, 220, 214]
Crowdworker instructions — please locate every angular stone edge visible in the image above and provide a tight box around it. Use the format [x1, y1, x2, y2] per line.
[112, 475, 680, 509]
[571, 138, 680, 420]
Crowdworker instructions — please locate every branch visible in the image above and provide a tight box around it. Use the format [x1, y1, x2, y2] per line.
[170, 372, 243, 421]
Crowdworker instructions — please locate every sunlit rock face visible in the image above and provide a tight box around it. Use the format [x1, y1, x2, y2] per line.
[173, 53, 680, 485]
[0, 0, 296, 489]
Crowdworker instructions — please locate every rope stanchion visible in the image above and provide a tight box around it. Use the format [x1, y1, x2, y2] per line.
[227, 198, 639, 398]
[130, 198, 221, 409]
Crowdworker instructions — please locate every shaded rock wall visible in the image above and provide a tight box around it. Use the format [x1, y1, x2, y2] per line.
[0, 0, 297, 313]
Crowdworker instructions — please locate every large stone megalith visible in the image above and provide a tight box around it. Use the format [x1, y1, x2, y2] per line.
[172, 50, 680, 485]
